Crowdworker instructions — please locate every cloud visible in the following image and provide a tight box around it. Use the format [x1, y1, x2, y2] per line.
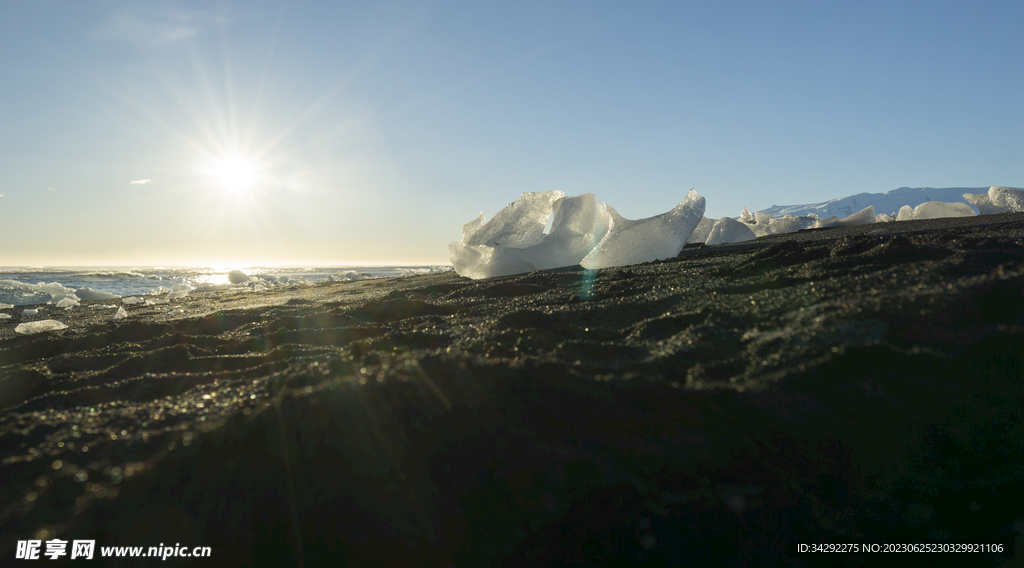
[46, 187, 56, 192]
[97, 7, 226, 45]
[0, 193, 5, 197]
[130, 179, 152, 185]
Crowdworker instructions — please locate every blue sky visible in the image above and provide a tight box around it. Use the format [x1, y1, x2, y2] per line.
[1, 1, 1021, 266]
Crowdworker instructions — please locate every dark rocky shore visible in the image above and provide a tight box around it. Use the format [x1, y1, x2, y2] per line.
[2, 214, 1023, 567]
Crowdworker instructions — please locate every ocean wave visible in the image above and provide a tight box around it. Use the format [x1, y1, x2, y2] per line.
[0, 280, 78, 306]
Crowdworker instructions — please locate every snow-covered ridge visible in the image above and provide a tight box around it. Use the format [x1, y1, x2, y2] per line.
[759, 187, 994, 218]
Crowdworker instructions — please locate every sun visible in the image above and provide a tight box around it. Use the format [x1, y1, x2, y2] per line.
[207, 157, 261, 193]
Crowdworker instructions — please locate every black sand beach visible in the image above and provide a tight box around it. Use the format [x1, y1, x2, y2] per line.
[2, 214, 1023, 566]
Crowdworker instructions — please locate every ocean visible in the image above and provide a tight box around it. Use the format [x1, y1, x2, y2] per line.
[0, 266, 452, 307]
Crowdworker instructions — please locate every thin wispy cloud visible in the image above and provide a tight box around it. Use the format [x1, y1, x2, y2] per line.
[97, 7, 226, 45]
[46, 187, 56, 192]
[130, 179, 152, 185]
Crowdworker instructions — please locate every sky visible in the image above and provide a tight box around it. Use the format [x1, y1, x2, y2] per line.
[1, 0, 1021, 267]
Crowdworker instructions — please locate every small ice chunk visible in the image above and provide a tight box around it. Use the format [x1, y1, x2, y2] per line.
[875, 213, 895, 223]
[93, 304, 117, 309]
[171, 284, 190, 291]
[75, 288, 121, 301]
[837, 205, 876, 227]
[146, 298, 170, 305]
[0, 314, 11, 319]
[47, 293, 80, 305]
[15, 320, 67, 334]
[896, 201, 976, 221]
[113, 306, 127, 319]
[688, 216, 716, 244]
[56, 298, 79, 309]
[122, 296, 144, 305]
[228, 270, 250, 284]
[767, 215, 816, 235]
[705, 217, 757, 245]
[166, 290, 188, 300]
[193, 283, 231, 292]
[963, 192, 1004, 215]
[987, 186, 1024, 213]
[0, 303, 13, 309]
[734, 211, 777, 238]
[581, 189, 705, 269]
[813, 216, 842, 228]
[21, 308, 39, 317]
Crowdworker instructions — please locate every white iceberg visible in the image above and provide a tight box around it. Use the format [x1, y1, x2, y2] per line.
[813, 216, 841, 228]
[736, 208, 772, 237]
[450, 189, 704, 278]
[122, 297, 145, 305]
[896, 201, 975, 221]
[15, 320, 67, 335]
[449, 190, 564, 279]
[813, 206, 876, 228]
[517, 193, 612, 270]
[581, 189, 705, 269]
[0, 314, 10, 320]
[989, 186, 1024, 213]
[166, 290, 189, 300]
[56, 298, 79, 309]
[963, 192, 1005, 215]
[965, 186, 1024, 215]
[113, 306, 127, 320]
[767, 215, 816, 235]
[838, 205, 876, 227]
[21, 308, 39, 317]
[687, 216, 715, 244]
[0, 303, 13, 309]
[228, 270, 250, 284]
[705, 217, 756, 246]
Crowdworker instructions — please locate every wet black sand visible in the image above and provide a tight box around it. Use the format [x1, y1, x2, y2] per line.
[2, 214, 1023, 566]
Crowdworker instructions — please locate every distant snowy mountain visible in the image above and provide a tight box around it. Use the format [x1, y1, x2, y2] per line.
[758, 187, 995, 218]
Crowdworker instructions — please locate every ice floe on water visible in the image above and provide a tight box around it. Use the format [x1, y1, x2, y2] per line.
[15, 320, 67, 335]
[0, 266, 444, 307]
